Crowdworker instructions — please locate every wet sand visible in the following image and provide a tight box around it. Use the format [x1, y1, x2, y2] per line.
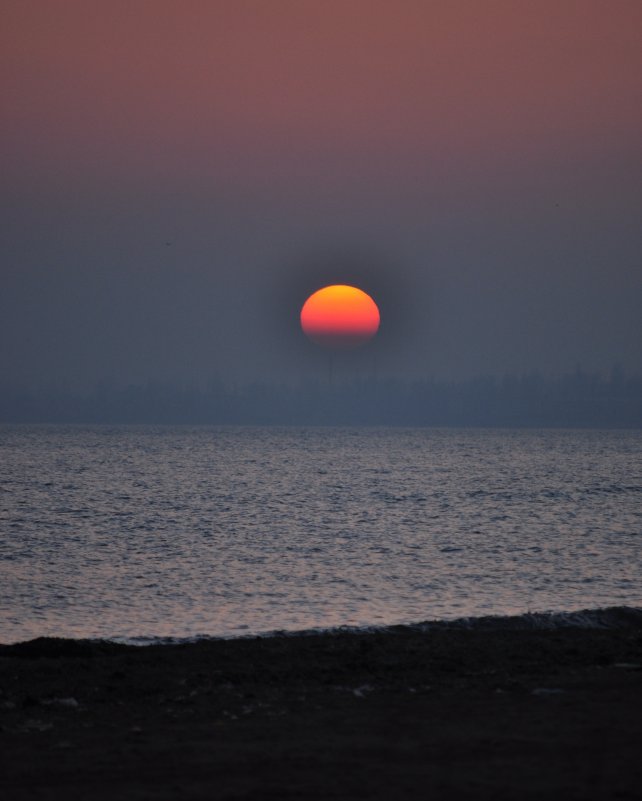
[1, 613, 641, 800]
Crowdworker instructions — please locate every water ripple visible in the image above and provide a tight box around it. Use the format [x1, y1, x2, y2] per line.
[0, 425, 641, 643]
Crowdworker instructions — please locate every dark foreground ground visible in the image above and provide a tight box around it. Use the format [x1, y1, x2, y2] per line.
[1, 612, 641, 801]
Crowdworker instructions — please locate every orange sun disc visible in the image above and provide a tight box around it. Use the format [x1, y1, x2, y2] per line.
[300, 285, 380, 349]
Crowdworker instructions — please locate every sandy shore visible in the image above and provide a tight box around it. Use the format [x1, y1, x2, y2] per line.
[1, 611, 641, 800]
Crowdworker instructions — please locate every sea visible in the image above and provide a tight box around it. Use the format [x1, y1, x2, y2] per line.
[1, 425, 640, 645]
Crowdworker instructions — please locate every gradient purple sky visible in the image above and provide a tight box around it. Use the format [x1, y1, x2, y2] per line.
[2, 1, 641, 388]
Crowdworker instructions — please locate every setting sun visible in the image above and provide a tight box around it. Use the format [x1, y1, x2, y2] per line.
[300, 285, 380, 349]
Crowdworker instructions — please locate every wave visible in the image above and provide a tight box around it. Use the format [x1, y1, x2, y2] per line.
[2, 605, 641, 653]
[409, 605, 642, 632]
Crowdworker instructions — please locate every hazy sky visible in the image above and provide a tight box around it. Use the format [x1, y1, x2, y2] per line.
[2, 0, 641, 390]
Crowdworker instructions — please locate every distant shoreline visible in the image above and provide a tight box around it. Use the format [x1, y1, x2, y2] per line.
[3, 369, 642, 428]
[3, 421, 642, 431]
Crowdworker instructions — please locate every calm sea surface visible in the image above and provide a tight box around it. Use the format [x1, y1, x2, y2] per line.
[1, 425, 640, 644]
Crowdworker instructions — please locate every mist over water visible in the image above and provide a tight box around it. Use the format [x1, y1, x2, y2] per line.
[1, 425, 640, 644]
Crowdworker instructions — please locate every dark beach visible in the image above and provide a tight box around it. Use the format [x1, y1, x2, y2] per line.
[1, 610, 641, 800]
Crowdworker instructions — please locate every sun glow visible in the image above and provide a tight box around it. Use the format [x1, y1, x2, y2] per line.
[300, 285, 380, 349]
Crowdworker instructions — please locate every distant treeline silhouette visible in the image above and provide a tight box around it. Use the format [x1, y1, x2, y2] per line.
[2, 369, 641, 427]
